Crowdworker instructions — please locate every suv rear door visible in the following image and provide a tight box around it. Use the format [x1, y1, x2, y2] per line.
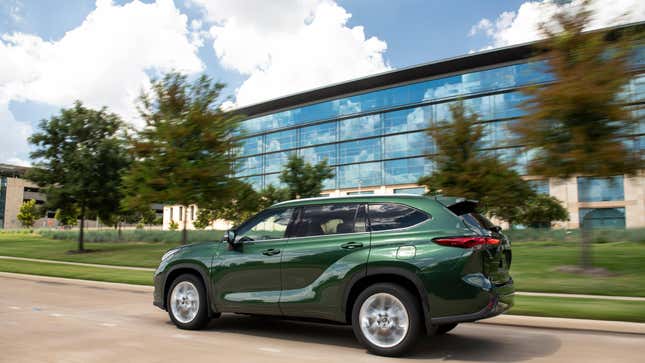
[279, 203, 370, 320]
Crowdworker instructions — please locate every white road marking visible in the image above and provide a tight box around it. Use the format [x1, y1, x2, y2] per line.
[172, 334, 193, 339]
[100, 323, 117, 327]
[49, 313, 63, 317]
[9, 306, 21, 310]
[258, 347, 282, 353]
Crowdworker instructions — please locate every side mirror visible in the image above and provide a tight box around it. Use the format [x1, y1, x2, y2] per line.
[223, 230, 241, 249]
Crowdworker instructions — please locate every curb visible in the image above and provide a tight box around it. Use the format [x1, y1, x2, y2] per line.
[0, 255, 156, 272]
[0, 271, 153, 292]
[478, 314, 645, 335]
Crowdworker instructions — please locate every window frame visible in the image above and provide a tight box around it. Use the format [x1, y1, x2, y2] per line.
[366, 202, 431, 233]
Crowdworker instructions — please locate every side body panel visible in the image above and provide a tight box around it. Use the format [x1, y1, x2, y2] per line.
[210, 240, 284, 314]
[279, 231, 371, 321]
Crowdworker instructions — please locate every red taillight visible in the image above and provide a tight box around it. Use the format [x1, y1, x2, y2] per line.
[433, 236, 500, 249]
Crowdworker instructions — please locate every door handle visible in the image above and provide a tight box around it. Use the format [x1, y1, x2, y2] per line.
[262, 248, 281, 256]
[340, 242, 364, 250]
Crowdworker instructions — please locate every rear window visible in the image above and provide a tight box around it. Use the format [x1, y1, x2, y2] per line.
[292, 204, 366, 237]
[368, 203, 429, 231]
[461, 212, 496, 233]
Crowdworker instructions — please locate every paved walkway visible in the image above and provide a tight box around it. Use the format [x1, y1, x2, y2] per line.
[0, 255, 155, 271]
[2, 255, 645, 302]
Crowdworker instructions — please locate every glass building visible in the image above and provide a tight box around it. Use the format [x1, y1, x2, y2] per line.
[158, 30, 644, 231]
[225, 35, 644, 229]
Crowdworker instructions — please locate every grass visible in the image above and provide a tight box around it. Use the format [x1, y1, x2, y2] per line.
[509, 295, 645, 323]
[1, 259, 644, 323]
[0, 232, 180, 268]
[0, 259, 153, 285]
[2, 233, 645, 297]
[511, 241, 645, 297]
[37, 229, 224, 243]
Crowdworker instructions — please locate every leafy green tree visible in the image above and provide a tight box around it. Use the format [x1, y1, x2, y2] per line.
[515, 4, 641, 179]
[517, 194, 570, 228]
[257, 185, 290, 210]
[123, 72, 243, 244]
[17, 199, 39, 228]
[418, 102, 535, 225]
[28, 101, 129, 251]
[279, 154, 334, 199]
[54, 206, 78, 229]
[514, 3, 643, 267]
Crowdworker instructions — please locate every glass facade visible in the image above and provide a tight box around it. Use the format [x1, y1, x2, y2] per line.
[234, 53, 644, 192]
[579, 208, 626, 229]
[577, 176, 624, 202]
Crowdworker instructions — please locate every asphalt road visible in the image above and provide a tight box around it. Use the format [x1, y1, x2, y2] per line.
[1, 274, 644, 363]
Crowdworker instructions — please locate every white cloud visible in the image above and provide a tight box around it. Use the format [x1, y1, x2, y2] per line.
[0, 0, 203, 164]
[470, 0, 645, 49]
[0, 100, 32, 166]
[191, 0, 389, 107]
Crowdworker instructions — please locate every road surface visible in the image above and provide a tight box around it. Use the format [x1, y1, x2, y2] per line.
[1, 274, 643, 363]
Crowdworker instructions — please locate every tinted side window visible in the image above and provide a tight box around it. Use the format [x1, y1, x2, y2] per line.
[294, 204, 365, 237]
[368, 203, 428, 231]
[236, 208, 294, 242]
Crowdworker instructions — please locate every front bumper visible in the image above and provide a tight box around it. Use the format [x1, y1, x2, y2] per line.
[430, 278, 514, 325]
[152, 269, 166, 310]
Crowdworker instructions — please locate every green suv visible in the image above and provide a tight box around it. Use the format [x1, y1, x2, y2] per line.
[153, 195, 514, 356]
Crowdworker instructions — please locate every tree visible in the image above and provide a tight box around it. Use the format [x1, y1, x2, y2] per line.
[517, 194, 570, 228]
[123, 72, 243, 244]
[54, 206, 78, 229]
[17, 199, 39, 228]
[279, 154, 335, 199]
[513, 3, 643, 267]
[195, 182, 289, 228]
[418, 102, 535, 225]
[28, 101, 129, 252]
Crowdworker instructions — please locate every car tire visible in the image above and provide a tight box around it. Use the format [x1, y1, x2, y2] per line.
[435, 323, 458, 335]
[351, 283, 423, 357]
[167, 274, 209, 330]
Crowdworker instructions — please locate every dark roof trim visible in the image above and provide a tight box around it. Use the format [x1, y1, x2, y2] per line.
[232, 22, 643, 118]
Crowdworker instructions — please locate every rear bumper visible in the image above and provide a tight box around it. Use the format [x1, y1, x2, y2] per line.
[430, 278, 514, 325]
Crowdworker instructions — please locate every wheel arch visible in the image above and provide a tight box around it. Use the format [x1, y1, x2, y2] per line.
[343, 267, 432, 333]
[163, 262, 215, 316]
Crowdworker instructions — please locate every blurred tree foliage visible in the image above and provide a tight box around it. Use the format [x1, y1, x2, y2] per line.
[54, 206, 79, 229]
[514, 3, 642, 177]
[515, 2, 643, 268]
[419, 102, 536, 226]
[280, 154, 335, 199]
[17, 199, 39, 228]
[518, 194, 570, 228]
[123, 72, 243, 244]
[28, 101, 129, 251]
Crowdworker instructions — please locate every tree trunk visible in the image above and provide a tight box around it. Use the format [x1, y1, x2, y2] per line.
[181, 205, 188, 245]
[78, 203, 85, 252]
[118, 222, 123, 241]
[580, 224, 592, 270]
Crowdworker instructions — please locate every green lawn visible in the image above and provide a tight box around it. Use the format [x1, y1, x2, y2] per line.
[1, 258, 644, 323]
[0, 233, 178, 268]
[511, 241, 645, 297]
[509, 295, 645, 323]
[0, 259, 153, 285]
[1, 233, 645, 297]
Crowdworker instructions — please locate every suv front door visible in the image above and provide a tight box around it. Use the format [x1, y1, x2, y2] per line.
[279, 203, 370, 320]
[211, 207, 295, 315]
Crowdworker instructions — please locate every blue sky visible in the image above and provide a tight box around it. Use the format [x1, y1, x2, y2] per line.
[0, 0, 642, 165]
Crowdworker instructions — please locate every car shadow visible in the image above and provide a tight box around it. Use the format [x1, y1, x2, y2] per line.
[200, 314, 561, 361]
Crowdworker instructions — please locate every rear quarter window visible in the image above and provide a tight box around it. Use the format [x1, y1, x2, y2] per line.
[368, 203, 429, 231]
